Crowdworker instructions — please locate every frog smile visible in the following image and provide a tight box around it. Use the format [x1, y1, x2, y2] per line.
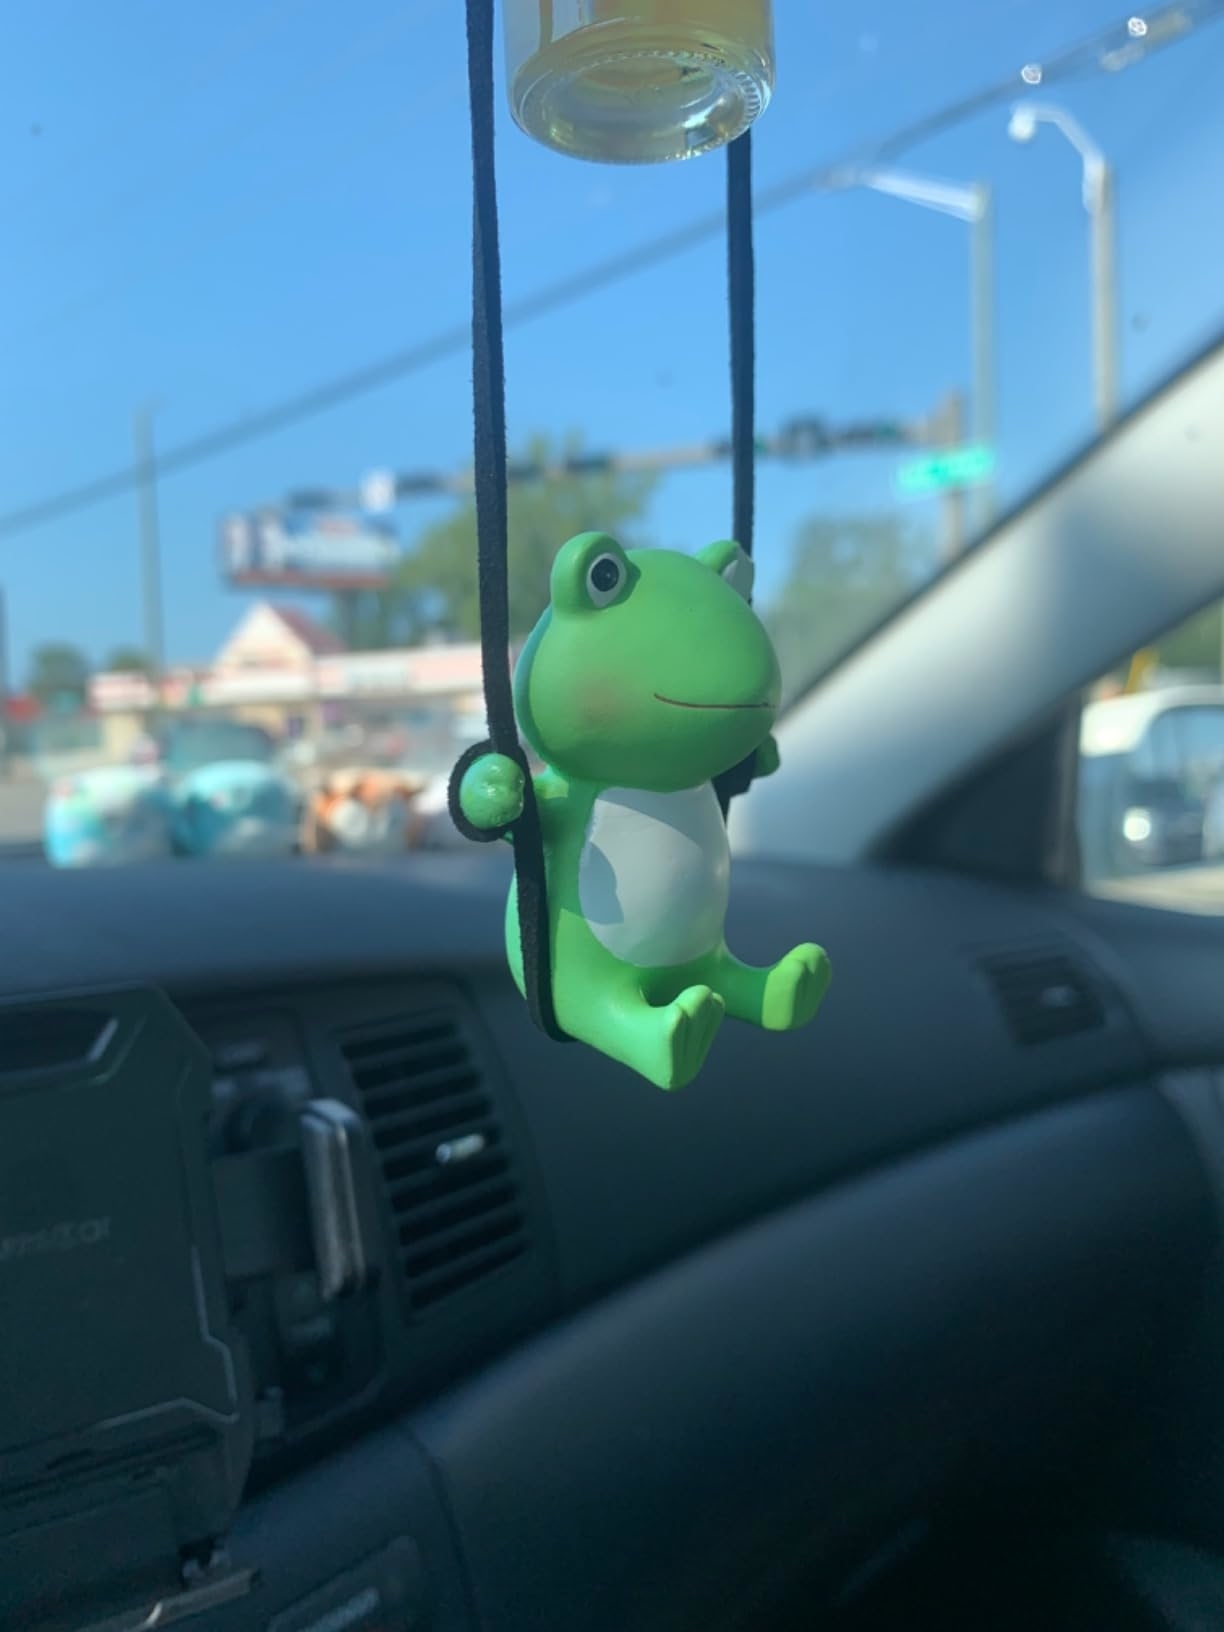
[653, 693, 772, 711]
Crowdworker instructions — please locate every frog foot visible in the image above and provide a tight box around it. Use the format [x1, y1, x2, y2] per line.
[657, 984, 725, 1091]
[761, 944, 832, 1032]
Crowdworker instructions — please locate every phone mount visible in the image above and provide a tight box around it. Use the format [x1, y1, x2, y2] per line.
[0, 987, 255, 1630]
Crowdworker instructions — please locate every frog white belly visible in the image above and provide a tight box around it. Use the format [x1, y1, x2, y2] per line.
[578, 784, 730, 968]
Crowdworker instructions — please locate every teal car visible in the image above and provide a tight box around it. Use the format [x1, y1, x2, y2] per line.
[171, 759, 302, 859]
[43, 766, 175, 868]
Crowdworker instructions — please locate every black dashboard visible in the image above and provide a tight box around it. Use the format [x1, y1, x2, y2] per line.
[4, 850, 1223, 1630]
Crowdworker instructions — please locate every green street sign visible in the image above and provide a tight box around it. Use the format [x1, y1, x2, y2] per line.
[896, 443, 996, 496]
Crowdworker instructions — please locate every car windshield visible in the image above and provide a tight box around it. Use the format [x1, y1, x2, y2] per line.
[3, 1, 1222, 863]
[162, 722, 275, 775]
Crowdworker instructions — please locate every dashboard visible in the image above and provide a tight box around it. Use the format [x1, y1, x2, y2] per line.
[3, 849, 1222, 1630]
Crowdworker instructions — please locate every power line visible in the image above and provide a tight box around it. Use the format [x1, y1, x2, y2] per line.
[0, 0, 1216, 543]
[0, 200, 779, 538]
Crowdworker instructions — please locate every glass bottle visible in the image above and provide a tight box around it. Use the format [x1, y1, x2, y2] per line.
[504, 0, 774, 165]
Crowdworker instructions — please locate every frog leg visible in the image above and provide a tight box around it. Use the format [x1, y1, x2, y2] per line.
[510, 902, 725, 1091]
[566, 961, 726, 1092]
[689, 942, 832, 1032]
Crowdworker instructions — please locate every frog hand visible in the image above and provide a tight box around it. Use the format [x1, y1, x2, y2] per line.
[754, 733, 781, 780]
[457, 752, 526, 834]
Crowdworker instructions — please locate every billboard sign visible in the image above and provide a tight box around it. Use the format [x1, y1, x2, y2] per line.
[220, 510, 399, 590]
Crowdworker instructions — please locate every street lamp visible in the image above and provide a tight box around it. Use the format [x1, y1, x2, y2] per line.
[833, 164, 996, 541]
[1007, 100, 1118, 430]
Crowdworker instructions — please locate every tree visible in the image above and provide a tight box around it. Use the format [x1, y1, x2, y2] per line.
[763, 513, 933, 702]
[328, 589, 395, 654]
[1156, 602, 1223, 677]
[105, 646, 153, 674]
[27, 642, 91, 707]
[370, 433, 658, 647]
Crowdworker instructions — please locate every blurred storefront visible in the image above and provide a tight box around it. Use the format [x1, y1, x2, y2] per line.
[87, 602, 487, 777]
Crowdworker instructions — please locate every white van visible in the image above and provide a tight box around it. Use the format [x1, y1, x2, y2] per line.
[1079, 685, 1224, 880]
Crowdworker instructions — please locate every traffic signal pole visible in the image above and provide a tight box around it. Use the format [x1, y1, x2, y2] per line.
[273, 404, 962, 522]
[940, 392, 967, 563]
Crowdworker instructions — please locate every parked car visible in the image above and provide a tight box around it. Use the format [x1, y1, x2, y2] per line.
[302, 768, 425, 856]
[1201, 773, 1224, 860]
[171, 760, 302, 859]
[43, 765, 175, 868]
[157, 717, 278, 777]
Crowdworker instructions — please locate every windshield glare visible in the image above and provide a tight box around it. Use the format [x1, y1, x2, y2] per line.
[3, 1, 1222, 864]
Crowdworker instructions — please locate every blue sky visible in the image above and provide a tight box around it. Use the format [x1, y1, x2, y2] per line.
[1, 0, 1223, 682]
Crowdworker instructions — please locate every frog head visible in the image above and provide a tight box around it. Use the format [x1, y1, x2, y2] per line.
[514, 532, 780, 791]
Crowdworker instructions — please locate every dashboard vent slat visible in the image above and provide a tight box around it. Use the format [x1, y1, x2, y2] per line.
[981, 950, 1107, 1046]
[401, 1206, 525, 1279]
[359, 1059, 479, 1113]
[410, 1241, 529, 1311]
[368, 1092, 493, 1150]
[387, 1148, 509, 1207]
[396, 1175, 517, 1236]
[341, 1009, 528, 1313]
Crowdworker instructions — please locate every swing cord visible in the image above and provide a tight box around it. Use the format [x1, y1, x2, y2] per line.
[449, 0, 757, 1037]
[714, 127, 758, 820]
[448, 0, 567, 1042]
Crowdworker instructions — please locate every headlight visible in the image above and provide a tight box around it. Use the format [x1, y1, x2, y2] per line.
[1122, 808, 1154, 843]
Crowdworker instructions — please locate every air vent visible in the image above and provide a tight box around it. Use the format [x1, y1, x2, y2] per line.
[340, 1010, 527, 1313]
[981, 951, 1107, 1046]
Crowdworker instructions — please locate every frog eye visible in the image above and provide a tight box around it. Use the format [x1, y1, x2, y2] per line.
[586, 552, 624, 609]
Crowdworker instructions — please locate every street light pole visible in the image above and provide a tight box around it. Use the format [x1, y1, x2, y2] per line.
[1091, 161, 1119, 428]
[132, 404, 165, 684]
[1008, 101, 1118, 432]
[838, 166, 997, 539]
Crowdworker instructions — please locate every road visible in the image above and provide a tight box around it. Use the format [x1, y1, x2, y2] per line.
[1095, 864, 1224, 914]
[5, 766, 1224, 906]
[0, 777, 48, 849]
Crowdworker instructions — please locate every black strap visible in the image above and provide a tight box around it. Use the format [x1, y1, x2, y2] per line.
[714, 129, 758, 818]
[450, 0, 567, 1043]
[452, 5, 758, 1032]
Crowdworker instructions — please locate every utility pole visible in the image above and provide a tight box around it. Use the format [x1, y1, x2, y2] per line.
[132, 405, 165, 687]
[1092, 161, 1119, 431]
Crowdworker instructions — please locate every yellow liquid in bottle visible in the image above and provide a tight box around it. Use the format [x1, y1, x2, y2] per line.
[506, 0, 774, 164]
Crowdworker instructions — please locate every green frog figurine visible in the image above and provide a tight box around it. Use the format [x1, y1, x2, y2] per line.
[458, 531, 831, 1090]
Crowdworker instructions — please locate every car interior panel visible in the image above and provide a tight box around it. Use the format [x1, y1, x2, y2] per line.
[7, 830, 1224, 1628]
